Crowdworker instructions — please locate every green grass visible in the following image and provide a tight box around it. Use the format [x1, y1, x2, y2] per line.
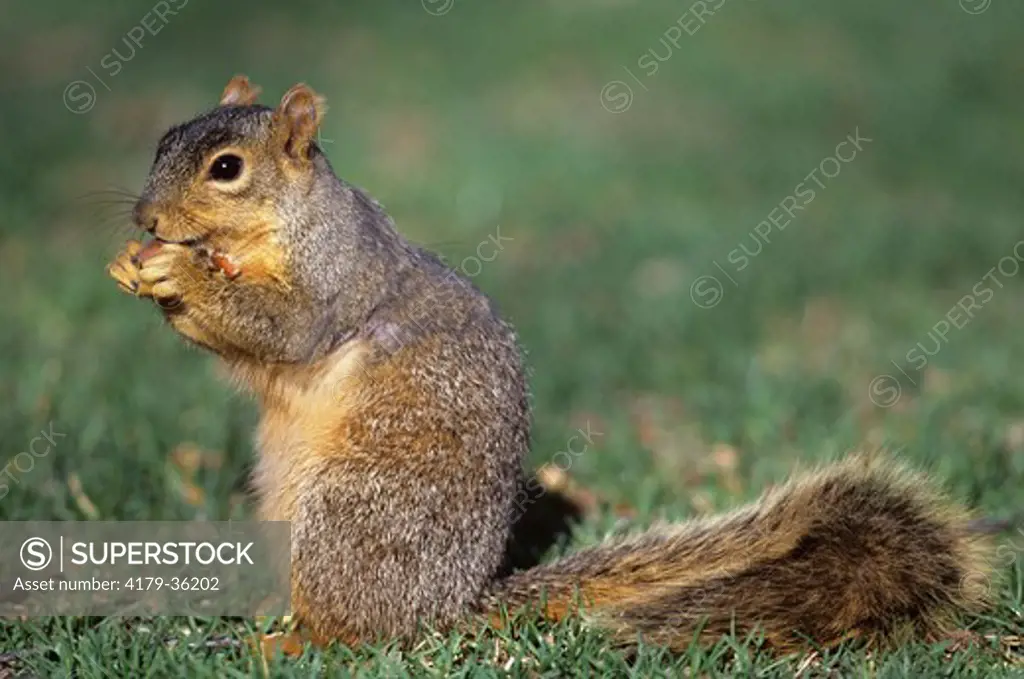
[2, 0, 1024, 675]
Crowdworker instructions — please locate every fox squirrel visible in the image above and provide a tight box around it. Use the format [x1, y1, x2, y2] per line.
[107, 75, 996, 654]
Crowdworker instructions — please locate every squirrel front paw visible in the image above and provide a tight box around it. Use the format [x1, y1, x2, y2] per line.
[107, 240, 150, 296]
[107, 239, 201, 309]
[136, 242, 200, 310]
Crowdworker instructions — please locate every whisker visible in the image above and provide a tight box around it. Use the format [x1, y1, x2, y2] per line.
[73, 188, 141, 202]
[79, 201, 138, 211]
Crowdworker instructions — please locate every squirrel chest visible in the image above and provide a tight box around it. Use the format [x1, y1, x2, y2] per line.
[237, 341, 372, 523]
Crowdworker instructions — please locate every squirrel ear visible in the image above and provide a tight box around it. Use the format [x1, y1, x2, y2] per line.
[220, 75, 261, 106]
[274, 83, 327, 159]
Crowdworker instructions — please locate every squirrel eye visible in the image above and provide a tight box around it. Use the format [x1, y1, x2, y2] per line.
[209, 154, 244, 182]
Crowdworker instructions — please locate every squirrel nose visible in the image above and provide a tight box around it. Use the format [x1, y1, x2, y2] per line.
[132, 201, 159, 233]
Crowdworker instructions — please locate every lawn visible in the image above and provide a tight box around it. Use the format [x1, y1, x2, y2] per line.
[1, 0, 1023, 676]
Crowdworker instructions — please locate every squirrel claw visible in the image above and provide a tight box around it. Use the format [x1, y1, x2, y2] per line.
[108, 245, 146, 297]
[118, 280, 140, 295]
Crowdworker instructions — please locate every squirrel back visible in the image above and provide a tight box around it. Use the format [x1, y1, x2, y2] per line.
[107, 76, 996, 654]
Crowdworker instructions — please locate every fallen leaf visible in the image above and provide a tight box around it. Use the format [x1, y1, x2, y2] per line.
[940, 629, 985, 653]
[628, 393, 709, 489]
[168, 443, 223, 509]
[924, 367, 954, 397]
[535, 463, 632, 519]
[173, 477, 206, 508]
[67, 473, 99, 519]
[710, 443, 743, 494]
[689, 491, 715, 515]
[1004, 423, 1024, 453]
[254, 630, 307, 661]
[171, 442, 223, 473]
[536, 464, 568, 493]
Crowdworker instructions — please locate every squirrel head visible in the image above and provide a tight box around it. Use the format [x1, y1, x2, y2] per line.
[133, 75, 329, 251]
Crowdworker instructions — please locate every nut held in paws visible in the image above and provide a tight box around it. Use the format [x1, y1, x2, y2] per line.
[133, 240, 164, 265]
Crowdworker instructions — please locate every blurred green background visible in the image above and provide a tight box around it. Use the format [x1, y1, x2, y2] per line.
[1, 1, 1023, 675]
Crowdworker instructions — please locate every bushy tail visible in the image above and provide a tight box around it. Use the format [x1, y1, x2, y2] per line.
[486, 456, 995, 652]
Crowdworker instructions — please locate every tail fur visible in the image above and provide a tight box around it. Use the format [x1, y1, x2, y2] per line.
[487, 456, 995, 652]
